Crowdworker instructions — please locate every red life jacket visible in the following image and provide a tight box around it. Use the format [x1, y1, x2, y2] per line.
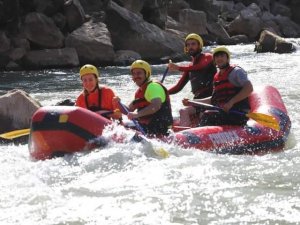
[211, 65, 250, 111]
[189, 53, 216, 98]
[132, 80, 173, 125]
[76, 86, 116, 117]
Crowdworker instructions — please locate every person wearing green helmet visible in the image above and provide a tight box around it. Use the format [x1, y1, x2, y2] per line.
[189, 46, 253, 126]
[114, 60, 173, 136]
[75, 64, 122, 120]
[167, 33, 217, 127]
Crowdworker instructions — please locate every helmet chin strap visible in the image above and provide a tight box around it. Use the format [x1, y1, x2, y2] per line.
[218, 63, 230, 69]
[139, 77, 150, 87]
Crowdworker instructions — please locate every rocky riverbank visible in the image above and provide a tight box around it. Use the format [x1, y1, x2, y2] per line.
[0, 0, 300, 70]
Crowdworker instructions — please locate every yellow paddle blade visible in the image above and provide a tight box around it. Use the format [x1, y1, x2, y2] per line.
[154, 147, 170, 158]
[246, 112, 280, 131]
[0, 128, 30, 140]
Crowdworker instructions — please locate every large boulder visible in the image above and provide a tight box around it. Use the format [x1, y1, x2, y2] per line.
[207, 21, 232, 44]
[178, 8, 208, 35]
[255, 30, 295, 53]
[274, 15, 300, 38]
[290, 0, 300, 25]
[0, 0, 20, 33]
[114, 50, 141, 66]
[141, 0, 168, 29]
[65, 20, 115, 65]
[33, 0, 65, 16]
[167, 0, 190, 20]
[21, 48, 79, 69]
[0, 31, 11, 53]
[105, 1, 183, 62]
[23, 12, 65, 49]
[261, 11, 281, 36]
[0, 89, 41, 133]
[114, 0, 145, 13]
[271, 2, 291, 18]
[227, 3, 263, 40]
[64, 0, 86, 32]
[185, 0, 219, 21]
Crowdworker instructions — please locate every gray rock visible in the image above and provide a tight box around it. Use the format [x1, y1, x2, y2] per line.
[8, 48, 26, 61]
[227, 3, 263, 40]
[274, 15, 300, 38]
[114, 50, 141, 66]
[23, 12, 64, 49]
[0, 31, 11, 53]
[255, 29, 295, 53]
[115, 0, 145, 14]
[0, 89, 41, 133]
[65, 21, 115, 65]
[64, 0, 86, 32]
[271, 2, 291, 18]
[207, 21, 231, 44]
[178, 9, 208, 35]
[11, 38, 30, 50]
[105, 1, 183, 61]
[22, 48, 79, 69]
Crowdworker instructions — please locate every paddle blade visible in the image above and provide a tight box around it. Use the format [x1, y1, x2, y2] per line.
[0, 128, 30, 140]
[154, 147, 170, 158]
[246, 112, 280, 131]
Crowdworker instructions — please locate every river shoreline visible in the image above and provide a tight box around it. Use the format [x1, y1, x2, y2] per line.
[0, 0, 300, 71]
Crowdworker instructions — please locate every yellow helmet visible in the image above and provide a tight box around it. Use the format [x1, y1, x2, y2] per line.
[130, 60, 151, 78]
[185, 33, 204, 49]
[212, 46, 231, 60]
[79, 64, 99, 79]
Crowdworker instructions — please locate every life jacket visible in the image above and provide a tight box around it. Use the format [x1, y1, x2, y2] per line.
[132, 80, 173, 126]
[189, 53, 217, 99]
[81, 87, 116, 120]
[211, 65, 250, 111]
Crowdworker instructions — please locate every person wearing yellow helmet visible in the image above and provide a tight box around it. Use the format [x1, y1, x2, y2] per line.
[75, 64, 122, 120]
[188, 46, 253, 126]
[114, 60, 173, 136]
[167, 33, 217, 126]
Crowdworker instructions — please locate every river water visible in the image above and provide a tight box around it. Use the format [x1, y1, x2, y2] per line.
[1, 41, 300, 225]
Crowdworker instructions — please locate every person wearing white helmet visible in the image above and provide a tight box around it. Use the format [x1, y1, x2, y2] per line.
[167, 33, 217, 127]
[75, 64, 122, 120]
[189, 46, 253, 126]
[114, 60, 173, 136]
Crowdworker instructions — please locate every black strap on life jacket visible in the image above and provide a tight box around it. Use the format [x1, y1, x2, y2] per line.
[84, 87, 102, 112]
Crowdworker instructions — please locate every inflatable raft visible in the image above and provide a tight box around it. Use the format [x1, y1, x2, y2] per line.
[29, 86, 291, 160]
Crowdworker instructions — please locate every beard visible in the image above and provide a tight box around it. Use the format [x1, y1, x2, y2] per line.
[217, 63, 230, 69]
[188, 49, 202, 57]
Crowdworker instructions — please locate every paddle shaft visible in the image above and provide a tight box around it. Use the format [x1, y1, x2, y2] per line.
[187, 100, 280, 131]
[118, 102, 146, 135]
[160, 60, 171, 83]
[188, 100, 246, 115]
[160, 67, 169, 83]
[118, 101, 169, 158]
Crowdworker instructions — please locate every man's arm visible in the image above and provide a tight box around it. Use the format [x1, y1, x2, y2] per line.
[223, 81, 253, 112]
[168, 71, 190, 95]
[178, 54, 213, 72]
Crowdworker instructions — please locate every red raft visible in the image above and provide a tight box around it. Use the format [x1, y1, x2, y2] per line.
[29, 86, 291, 160]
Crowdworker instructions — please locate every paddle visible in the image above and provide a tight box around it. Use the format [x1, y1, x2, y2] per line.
[0, 128, 30, 140]
[160, 60, 172, 83]
[118, 101, 169, 158]
[0, 110, 115, 140]
[187, 100, 280, 131]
